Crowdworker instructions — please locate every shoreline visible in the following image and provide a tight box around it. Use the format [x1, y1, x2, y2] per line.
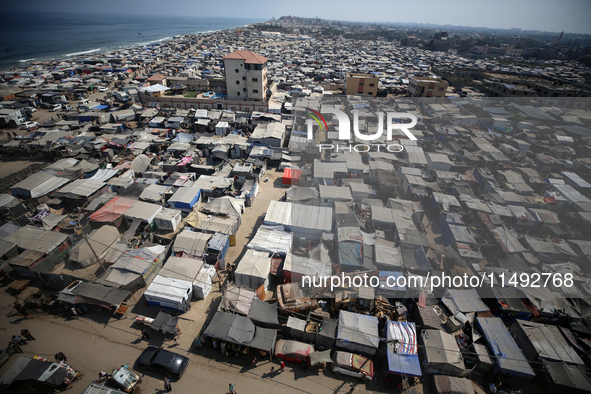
[3, 20, 264, 72]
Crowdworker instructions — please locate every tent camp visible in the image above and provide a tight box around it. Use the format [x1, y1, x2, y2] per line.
[421, 329, 466, 376]
[69, 226, 120, 267]
[0, 357, 76, 390]
[220, 284, 257, 316]
[57, 280, 130, 310]
[235, 249, 272, 291]
[336, 310, 380, 356]
[139, 183, 169, 203]
[263, 201, 333, 240]
[98, 245, 166, 292]
[53, 178, 105, 200]
[123, 200, 163, 223]
[385, 321, 422, 379]
[476, 317, 535, 387]
[282, 253, 332, 283]
[144, 274, 192, 312]
[203, 311, 277, 352]
[9, 172, 70, 199]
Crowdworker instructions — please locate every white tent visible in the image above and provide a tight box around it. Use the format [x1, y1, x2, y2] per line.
[144, 275, 192, 312]
[69, 226, 120, 267]
[159, 256, 204, 296]
[235, 249, 272, 291]
[247, 226, 292, 255]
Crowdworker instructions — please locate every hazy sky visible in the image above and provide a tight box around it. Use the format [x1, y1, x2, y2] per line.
[7, 0, 591, 34]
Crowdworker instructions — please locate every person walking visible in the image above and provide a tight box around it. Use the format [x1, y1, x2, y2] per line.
[280, 360, 285, 371]
[55, 352, 67, 362]
[228, 383, 236, 394]
[251, 356, 257, 367]
[19, 306, 32, 319]
[70, 307, 79, 319]
[164, 376, 172, 392]
[21, 329, 35, 340]
[11, 335, 25, 345]
[173, 338, 179, 347]
[141, 329, 150, 341]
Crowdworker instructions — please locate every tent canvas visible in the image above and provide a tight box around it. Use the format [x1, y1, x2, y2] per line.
[144, 274, 192, 312]
[247, 226, 292, 255]
[124, 200, 163, 223]
[172, 230, 211, 257]
[386, 321, 422, 377]
[235, 249, 271, 291]
[203, 311, 276, 352]
[89, 196, 134, 223]
[69, 226, 120, 267]
[336, 310, 380, 356]
[422, 329, 466, 376]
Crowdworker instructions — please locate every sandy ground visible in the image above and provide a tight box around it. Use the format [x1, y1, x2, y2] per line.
[0, 167, 381, 394]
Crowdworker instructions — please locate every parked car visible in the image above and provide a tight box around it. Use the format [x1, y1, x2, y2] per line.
[331, 351, 374, 381]
[136, 346, 189, 379]
[20, 121, 38, 130]
[98, 86, 109, 92]
[273, 339, 315, 365]
[49, 104, 62, 112]
[111, 364, 142, 392]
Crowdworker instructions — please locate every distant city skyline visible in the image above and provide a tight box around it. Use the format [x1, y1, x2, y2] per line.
[6, 0, 591, 35]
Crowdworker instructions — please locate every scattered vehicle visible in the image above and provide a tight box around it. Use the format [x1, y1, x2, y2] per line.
[62, 104, 73, 111]
[20, 121, 38, 130]
[98, 86, 109, 92]
[49, 104, 62, 112]
[136, 346, 189, 379]
[78, 99, 91, 106]
[273, 339, 315, 365]
[111, 364, 142, 392]
[331, 351, 374, 381]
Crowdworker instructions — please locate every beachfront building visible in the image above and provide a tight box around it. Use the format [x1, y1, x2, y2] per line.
[223, 50, 269, 102]
[345, 73, 379, 96]
[407, 76, 448, 97]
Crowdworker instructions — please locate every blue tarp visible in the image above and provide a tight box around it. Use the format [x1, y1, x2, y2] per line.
[386, 321, 422, 377]
[476, 317, 535, 378]
[207, 233, 230, 259]
[93, 104, 109, 110]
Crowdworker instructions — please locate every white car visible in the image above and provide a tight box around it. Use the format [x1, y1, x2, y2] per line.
[98, 86, 109, 92]
[49, 104, 62, 112]
[20, 121, 38, 130]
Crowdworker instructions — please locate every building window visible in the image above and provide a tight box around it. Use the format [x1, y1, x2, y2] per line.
[242, 76, 246, 81]
[253, 89, 258, 93]
[236, 81, 240, 85]
[235, 69, 239, 73]
[243, 88, 246, 92]
[237, 92, 240, 96]
[252, 78, 258, 82]
[369, 83, 375, 87]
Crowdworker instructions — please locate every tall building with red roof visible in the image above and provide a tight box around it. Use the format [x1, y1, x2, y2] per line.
[223, 50, 269, 102]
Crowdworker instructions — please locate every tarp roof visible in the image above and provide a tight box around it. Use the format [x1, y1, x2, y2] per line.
[203, 311, 276, 352]
[90, 196, 135, 222]
[124, 200, 163, 222]
[69, 226, 120, 268]
[68, 281, 130, 307]
[247, 226, 292, 255]
[54, 178, 105, 198]
[172, 230, 211, 257]
[201, 196, 242, 216]
[7, 225, 68, 254]
[159, 256, 204, 283]
[422, 329, 466, 376]
[249, 299, 279, 327]
[235, 249, 271, 290]
[0, 357, 68, 387]
[220, 284, 256, 315]
[476, 317, 535, 378]
[442, 289, 490, 314]
[337, 310, 380, 356]
[386, 321, 422, 377]
[10, 172, 69, 199]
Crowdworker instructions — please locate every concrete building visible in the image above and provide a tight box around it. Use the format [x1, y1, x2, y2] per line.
[407, 76, 448, 97]
[345, 73, 379, 96]
[223, 50, 269, 102]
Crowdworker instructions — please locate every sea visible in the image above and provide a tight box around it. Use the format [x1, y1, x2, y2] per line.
[0, 11, 265, 70]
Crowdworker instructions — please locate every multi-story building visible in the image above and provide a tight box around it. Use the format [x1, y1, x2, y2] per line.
[345, 73, 379, 96]
[223, 50, 269, 102]
[407, 76, 448, 97]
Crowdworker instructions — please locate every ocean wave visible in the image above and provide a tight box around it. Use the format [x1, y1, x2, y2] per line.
[137, 36, 172, 46]
[18, 58, 35, 62]
[64, 48, 101, 57]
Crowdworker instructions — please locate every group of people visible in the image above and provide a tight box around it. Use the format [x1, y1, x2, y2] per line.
[7, 329, 35, 353]
[13, 302, 32, 319]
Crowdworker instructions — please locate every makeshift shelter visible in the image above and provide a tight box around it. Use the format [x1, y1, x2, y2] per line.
[336, 310, 379, 356]
[130, 154, 153, 173]
[98, 245, 165, 292]
[172, 230, 211, 257]
[10, 172, 69, 199]
[144, 275, 192, 312]
[442, 289, 490, 315]
[235, 250, 272, 291]
[159, 256, 205, 295]
[247, 226, 292, 255]
[431, 375, 475, 394]
[476, 317, 535, 387]
[7, 226, 69, 255]
[150, 311, 179, 334]
[248, 299, 280, 328]
[89, 196, 134, 223]
[385, 321, 422, 378]
[282, 168, 302, 186]
[263, 201, 332, 240]
[205, 232, 230, 266]
[54, 178, 105, 200]
[57, 280, 130, 310]
[123, 200, 163, 223]
[201, 196, 243, 217]
[168, 186, 201, 212]
[422, 329, 466, 376]
[69, 226, 120, 267]
[0, 357, 77, 390]
[203, 311, 277, 352]
[220, 284, 257, 315]
[139, 183, 169, 203]
[282, 253, 332, 283]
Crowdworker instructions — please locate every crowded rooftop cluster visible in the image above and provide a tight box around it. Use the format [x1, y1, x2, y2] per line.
[0, 16, 591, 394]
